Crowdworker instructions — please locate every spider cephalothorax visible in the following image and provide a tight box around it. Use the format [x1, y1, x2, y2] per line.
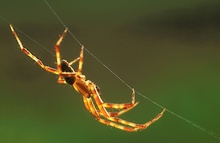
[10, 24, 165, 132]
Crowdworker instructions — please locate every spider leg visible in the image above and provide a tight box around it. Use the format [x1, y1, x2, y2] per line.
[55, 28, 68, 73]
[83, 96, 91, 111]
[102, 88, 137, 109]
[84, 95, 166, 132]
[53, 28, 83, 83]
[83, 96, 140, 132]
[86, 82, 111, 117]
[100, 89, 139, 117]
[89, 83, 138, 117]
[98, 102, 138, 117]
[87, 82, 166, 131]
[106, 108, 166, 131]
[10, 25, 58, 75]
[77, 46, 84, 75]
[84, 96, 137, 118]
[69, 57, 80, 66]
[57, 78, 67, 84]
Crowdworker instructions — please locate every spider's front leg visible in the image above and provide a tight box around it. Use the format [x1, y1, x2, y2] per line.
[54, 28, 68, 83]
[53, 26, 84, 83]
[10, 25, 59, 75]
[76, 46, 84, 75]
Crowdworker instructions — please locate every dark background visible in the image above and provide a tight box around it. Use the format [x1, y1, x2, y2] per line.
[1, 0, 220, 142]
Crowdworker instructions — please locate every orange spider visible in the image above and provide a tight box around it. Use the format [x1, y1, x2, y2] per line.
[10, 24, 166, 132]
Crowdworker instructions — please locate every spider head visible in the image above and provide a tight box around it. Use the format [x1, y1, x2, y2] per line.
[60, 60, 76, 85]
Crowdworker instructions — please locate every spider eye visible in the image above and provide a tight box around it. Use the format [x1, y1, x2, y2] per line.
[96, 85, 101, 93]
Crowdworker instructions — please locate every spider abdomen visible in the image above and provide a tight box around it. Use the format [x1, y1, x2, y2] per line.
[60, 60, 75, 85]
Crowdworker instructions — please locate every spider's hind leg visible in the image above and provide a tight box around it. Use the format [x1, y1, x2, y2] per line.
[83, 96, 140, 132]
[98, 102, 139, 117]
[98, 89, 139, 117]
[102, 89, 136, 109]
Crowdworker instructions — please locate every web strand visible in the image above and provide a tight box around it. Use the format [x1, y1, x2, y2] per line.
[43, 0, 220, 141]
[0, 16, 55, 56]
[44, 0, 83, 47]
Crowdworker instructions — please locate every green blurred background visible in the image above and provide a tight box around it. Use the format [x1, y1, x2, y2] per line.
[1, 0, 220, 143]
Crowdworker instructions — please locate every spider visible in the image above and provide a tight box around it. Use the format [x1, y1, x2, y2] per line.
[10, 24, 166, 132]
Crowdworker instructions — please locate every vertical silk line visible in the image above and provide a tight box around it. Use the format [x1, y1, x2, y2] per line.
[43, 0, 220, 141]
[44, 0, 83, 47]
